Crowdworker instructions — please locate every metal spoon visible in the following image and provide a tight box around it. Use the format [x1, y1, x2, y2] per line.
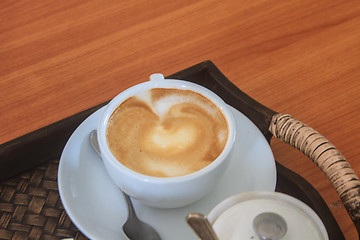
[186, 213, 219, 240]
[253, 212, 287, 240]
[89, 130, 161, 240]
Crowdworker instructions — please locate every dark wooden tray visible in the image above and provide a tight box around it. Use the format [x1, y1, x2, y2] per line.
[0, 60, 344, 239]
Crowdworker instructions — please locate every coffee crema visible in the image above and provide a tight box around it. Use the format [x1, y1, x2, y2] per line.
[106, 88, 228, 177]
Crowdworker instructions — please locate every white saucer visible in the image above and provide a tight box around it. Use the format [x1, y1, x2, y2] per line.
[58, 105, 276, 240]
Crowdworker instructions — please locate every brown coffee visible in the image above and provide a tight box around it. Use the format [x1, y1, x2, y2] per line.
[106, 88, 228, 177]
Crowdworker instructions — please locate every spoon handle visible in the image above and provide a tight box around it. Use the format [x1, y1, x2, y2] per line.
[186, 213, 219, 240]
[121, 191, 137, 218]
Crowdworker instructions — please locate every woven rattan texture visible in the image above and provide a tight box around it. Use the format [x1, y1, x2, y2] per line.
[0, 160, 87, 240]
[269, 113, 360, 221]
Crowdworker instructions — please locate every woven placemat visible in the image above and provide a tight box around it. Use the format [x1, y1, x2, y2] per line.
[0, 159, 87, 240]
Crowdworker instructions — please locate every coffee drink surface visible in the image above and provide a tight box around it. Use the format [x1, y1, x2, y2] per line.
[106, 88, 228, 177]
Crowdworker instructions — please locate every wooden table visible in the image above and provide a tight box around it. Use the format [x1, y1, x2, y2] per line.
[1, 0, 359, 239]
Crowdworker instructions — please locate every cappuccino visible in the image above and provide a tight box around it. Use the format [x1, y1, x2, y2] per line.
[106, 88, 228, 177]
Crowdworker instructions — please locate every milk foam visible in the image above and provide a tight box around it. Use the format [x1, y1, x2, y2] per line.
[106, 88, 228, 177]
[139, 92, 221, 120]
[149, 125, 196, 151]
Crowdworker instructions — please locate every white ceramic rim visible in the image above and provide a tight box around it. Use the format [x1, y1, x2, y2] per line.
[97, 76, 236, 184]
[58, 104, 277, 240]
[207, 191, 329, 239]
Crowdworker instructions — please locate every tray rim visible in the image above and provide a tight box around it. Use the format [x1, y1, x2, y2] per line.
[0, 60, 344, 239]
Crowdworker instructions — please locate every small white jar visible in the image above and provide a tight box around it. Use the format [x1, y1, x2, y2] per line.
[207, 191, 329, 240]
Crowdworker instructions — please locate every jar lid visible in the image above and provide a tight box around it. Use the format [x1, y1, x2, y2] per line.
[207, 191, 328, 240]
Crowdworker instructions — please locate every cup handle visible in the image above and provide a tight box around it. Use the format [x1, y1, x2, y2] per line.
[269, 113, 360, 222]
[149, 73, 165, 81]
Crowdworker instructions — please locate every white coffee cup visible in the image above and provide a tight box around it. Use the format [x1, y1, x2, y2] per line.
[97, 73, 236, 208]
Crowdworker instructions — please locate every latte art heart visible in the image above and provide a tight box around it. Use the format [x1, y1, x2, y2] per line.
[144, 122, 197, 153]
[106, 88, 228, 177]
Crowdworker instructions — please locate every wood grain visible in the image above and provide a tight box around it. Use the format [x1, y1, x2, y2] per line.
[1, 0, 359, 239]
